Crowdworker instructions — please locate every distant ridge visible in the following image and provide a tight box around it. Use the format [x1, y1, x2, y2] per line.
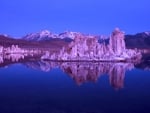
[125, 32, 150, 49]
[0, 30, 150, 49]
[22, 30, 150, 49]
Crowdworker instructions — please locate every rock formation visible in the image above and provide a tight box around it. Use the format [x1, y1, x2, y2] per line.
[0, 46, 3, 54]
[0, 44, 44, 55]
[109, 28, 126, 55]
[41, 28, 142, 62]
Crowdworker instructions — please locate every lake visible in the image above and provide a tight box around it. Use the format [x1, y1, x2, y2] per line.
[0, 58, 150, 113]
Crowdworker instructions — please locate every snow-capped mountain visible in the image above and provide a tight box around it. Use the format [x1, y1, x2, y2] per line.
[22, 30, 58, 41]
[22, 30, 150, 49]
[143, 31, 150, 36]
[126, 31, 150, 38]
[125, 31, 150, 49]
[22, 30, 110, 44]
[22, 30, 81, 41]
[58, 31, 79, 39]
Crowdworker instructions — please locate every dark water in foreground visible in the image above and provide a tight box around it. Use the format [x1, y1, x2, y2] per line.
[0, 59, 150, 113]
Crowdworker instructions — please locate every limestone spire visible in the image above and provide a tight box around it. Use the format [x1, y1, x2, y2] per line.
[109, 28, 126, 55]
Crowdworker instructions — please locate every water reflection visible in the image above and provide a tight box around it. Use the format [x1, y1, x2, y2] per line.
[0, 54, 41, 67]
[25, 61, 59, 72]
[61, 62, 134, 88]
[0, 54, 149, 89]
[0, 55, 3, 63]
[23, 60, 135, 89]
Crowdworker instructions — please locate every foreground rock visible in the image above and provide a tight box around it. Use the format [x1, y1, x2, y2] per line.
[41, 28, 142, 62]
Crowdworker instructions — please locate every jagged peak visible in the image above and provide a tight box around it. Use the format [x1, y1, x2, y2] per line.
[144, 31, 150, 36]
[59, 31, 81, 36]
[39, 30, 51, 34]
[26, 30, 54, 36]
[58, 31, 82, 40]
[38, 30, 57, 38]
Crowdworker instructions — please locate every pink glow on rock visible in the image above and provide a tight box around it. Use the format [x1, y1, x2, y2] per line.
[41, 28, 142, 62]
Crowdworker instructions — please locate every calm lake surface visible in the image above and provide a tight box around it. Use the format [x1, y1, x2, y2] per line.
[0, 59, 150, 113]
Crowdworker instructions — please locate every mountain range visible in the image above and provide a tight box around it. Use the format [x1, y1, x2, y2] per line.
[125, 32, 150, 49]
[0, 30, 150, 49]
[22, 30, 77, 42]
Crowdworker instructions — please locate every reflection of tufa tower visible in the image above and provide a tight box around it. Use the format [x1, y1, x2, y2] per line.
[109, 28, 126, 55]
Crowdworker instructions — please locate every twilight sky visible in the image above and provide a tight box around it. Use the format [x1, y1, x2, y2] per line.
[0, 0, 150, 38]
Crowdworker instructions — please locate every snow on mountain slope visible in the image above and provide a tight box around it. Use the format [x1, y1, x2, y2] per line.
[21, 30, 150, 49]
[23, 30, 81, 41]
[22, 30, 58, 41]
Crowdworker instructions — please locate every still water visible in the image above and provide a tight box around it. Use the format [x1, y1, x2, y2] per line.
[0, 58, 150, 113]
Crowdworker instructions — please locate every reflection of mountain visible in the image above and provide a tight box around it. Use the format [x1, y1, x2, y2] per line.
[25, 61, 59, 72]
[24, 61, 134, 89]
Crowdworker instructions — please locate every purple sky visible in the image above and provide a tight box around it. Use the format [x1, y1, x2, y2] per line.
[0, 0, 150, 38]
